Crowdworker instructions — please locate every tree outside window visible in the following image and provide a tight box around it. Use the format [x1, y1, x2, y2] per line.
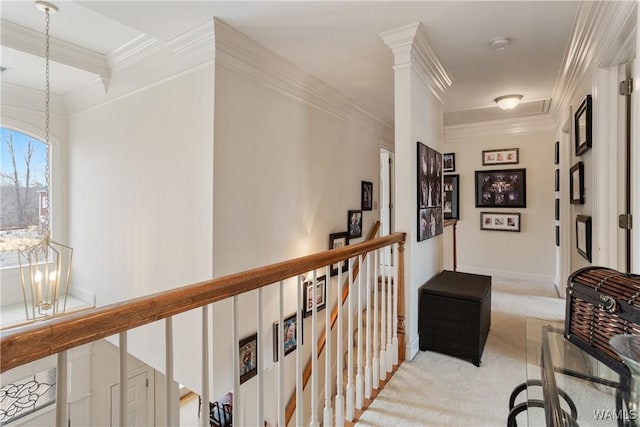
[0, 127, 49, 268]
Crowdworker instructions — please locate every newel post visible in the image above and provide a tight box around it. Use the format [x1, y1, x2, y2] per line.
[397, 239, 406, 362]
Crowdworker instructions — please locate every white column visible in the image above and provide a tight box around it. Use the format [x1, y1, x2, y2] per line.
[334, 265, 345, 427]
[56, 351, 68, 427]
[201, 306, 210, 427]
[119, 332, 128, 427]
[372, 249, 380, 390]
[323, 266, 333, 424]
[310, 272, 319, 427]
[345, 258, 355, 420]
[296, 276, 304, 427]
[364, 252, 372, 399]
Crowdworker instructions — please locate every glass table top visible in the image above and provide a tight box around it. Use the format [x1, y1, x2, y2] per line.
[524, 318, 631, 427]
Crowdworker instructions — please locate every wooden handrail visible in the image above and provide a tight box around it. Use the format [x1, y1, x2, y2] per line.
[284, 222, 381, 424]
[1, 231, 406, 373]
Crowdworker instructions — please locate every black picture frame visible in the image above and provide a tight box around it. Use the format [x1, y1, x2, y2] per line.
[239, 333, 258, 384]
[443, 174, 459, 220]
[555, 198, 560, 221]
[574, 94, 592, 156]
[302, 275, 327, 318]
[361, 181, 373, 211]
[347, 210, 362, 239]
[554, 141, 560, 165]
[273, 312, 300, 362]
[556, 225, 560, 247]
[570, 162, 585, 204]
[328, 232, 349, 276]
[443, 153, 455, 172]
[480, 212, 521, 232]
[576, 215, 592, 262]
[417, 141, 443, 242]
[555, 169, 560, 192]
[474, 168, 526, 208]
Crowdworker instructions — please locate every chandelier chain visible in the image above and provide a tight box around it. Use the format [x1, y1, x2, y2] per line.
[44, 6, 51, 233]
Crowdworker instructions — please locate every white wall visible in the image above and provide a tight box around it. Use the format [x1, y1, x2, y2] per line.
[212, 55, 383, 425]
[67, 65, 215, 396]
[444, 129, 556, 283]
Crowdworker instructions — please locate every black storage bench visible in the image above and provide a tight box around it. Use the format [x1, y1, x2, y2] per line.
[419, 270, 491, 366]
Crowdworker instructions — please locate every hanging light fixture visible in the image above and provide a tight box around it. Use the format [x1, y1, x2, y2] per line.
[18, 1, 73, 321]
[495, 94, 523, 110]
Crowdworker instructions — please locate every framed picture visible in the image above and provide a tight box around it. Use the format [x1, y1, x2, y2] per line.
[475, 168, 526, 208]
[417, 141, 443, 242]
[443, 174, 459, 220]
[555, 198, 560, 221]
[443, 153, 455, 172]
[347, 210, 362, 239]
[239, 333, 258, 384]
[554, 141, 560, 165]
[556, 225, 560, 247]
[481, 148, 519, 166]
[570, 162, 585, 204]
[273, 312, 300, 362]
[574, 94, 592, 156]
[302, 275, 326, 318]
[361, 181, 373, 211]
[576, 215, 592, 262]
[480, 212, 521, 232]
[555, 169, 559, 192]
[329, 232, 349, 276]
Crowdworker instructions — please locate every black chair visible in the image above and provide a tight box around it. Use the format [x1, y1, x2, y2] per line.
[210, 401, 232, 427]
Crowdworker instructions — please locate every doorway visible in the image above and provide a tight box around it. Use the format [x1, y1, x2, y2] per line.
[109, 370, 149, 426]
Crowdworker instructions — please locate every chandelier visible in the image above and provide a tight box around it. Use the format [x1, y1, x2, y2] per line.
[18, 1, 73, 321]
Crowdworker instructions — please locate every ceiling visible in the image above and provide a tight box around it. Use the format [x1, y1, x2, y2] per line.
[0, 1, 582, 127]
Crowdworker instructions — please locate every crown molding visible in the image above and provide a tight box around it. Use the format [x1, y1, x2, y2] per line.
[108, 33, 164, 73]
[1, 82, 68, 116]
[167, 20, 215, 69]
[444, 113, 555, 144]
[1, 19, 110, 92]
[213, 18, 392, 135]
[550, 1, 637, 123]
[379, 22, 453, 102]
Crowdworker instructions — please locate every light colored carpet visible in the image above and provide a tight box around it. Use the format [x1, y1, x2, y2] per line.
[355, 277, 566, 427]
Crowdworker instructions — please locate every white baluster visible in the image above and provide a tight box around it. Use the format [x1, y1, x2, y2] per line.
[257, 289, 264, 427]
[296, 276, 304, 427]
[201, 306, 210, 427]
[310, 272, 320, 427]
[323, 266, 333, 425]
[393, 243, 399, 366]
[355, 255, 364, 409]
[165, 320, 179, 426]
[334, 264, 344, 427]
[56, 350, 68, 427]
[386, 247, 393, 374]
[379, 249, 387, 382]
[364, 252, 372, 400]
[345, 258, 355, 421]
[372, 249, 379, 390]
[278, 281, 285, 427]
[119, 332, 128, 427]
[232, 296, 240, 427]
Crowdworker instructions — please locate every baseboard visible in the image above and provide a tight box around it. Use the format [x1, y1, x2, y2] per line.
[456, 266, 554, 284]
[405, 334, 419, 361]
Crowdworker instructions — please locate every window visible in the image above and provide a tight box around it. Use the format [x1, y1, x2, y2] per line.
[0, 127, 49, 268]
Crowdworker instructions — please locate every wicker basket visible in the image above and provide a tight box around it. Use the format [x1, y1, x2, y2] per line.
[565, 266, 640, 377]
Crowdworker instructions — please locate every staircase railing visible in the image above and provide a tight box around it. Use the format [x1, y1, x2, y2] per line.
[444, 219, 458, 271]
[1, 230, 406, 427]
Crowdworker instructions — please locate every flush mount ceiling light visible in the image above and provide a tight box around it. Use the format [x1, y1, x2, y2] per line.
[489, 36, 511, 51]
[495, 94, 523, 110]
